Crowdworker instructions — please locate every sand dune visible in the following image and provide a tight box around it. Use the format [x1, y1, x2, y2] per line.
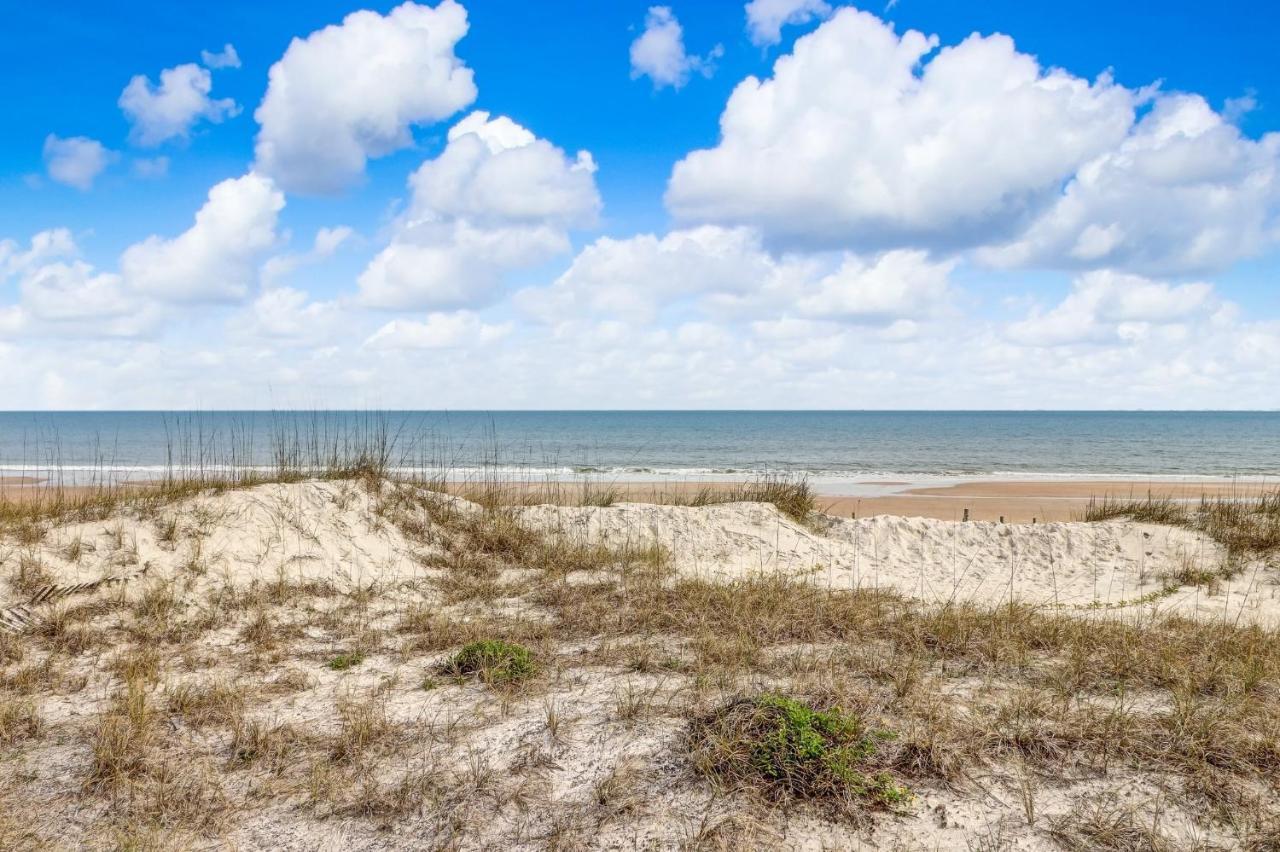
[519, 500, 1276, 623]
[9, 481, 1276, 626]
[2, 480, 1277, 850]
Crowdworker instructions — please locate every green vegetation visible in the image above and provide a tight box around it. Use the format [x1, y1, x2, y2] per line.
[689, 693, 909, 809]
[326, 651, 365, 671]
[444, 640, 536, 684]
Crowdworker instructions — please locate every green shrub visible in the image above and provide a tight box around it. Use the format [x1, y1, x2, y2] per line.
[444, 640, 535, 684]
[689, 693, 909, 809]
[326, 651, 365, 671]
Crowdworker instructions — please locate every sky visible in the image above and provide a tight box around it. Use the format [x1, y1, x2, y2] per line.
[1, 0, 1278, 410]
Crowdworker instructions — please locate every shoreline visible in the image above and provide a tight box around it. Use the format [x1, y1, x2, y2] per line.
[1, 474, 1274, 522]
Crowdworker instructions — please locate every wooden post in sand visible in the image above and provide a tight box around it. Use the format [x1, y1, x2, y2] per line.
[999, 516, 1005, 524]
[962, 508, 969, 522]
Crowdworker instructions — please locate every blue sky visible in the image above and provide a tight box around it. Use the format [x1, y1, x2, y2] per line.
[1, 0, 1278, 408]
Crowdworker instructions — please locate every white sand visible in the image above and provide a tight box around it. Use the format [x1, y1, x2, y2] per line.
[518, 500, 1280, 624]
[7, 481, 1277, 625]
[9, 481, 428, 594]
[3, 479, 1276, 851]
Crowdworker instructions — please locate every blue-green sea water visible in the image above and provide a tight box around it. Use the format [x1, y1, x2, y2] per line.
[0, 411, 1277, 488]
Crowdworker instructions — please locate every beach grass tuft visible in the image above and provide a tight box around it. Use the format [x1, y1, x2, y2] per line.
[443, 639, 536, 684]
[1083, 489, 1280, 559]
[689, 693, 909, 811]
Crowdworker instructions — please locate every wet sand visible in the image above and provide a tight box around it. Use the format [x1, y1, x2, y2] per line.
[819, 479, 1276, 522]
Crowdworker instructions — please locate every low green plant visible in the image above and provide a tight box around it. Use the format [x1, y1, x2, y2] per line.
[689, 693, 909, 809]
[327, 651, 365, 671]
[444, 640, 535, 684]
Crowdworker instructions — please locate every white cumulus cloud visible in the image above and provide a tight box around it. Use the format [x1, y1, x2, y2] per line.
[745, 0, 832, 46]
[365, 310, 512, 349]
[519, 226, 780, 323]
[795, 250, 955, 322]
[119, 63, 239, 146]
[253, 0, 477, 194]
[244, 286, 343, 344]
[358, 111, 600, 310]
[980, 94, 1280, 275]
[121, 172, 285, 302]
[43, 135, 116, 190]
[668, 6, 1280, 275]
[0, 230, 157, 337]
[667, 7, 1136, 249]
[1007, 270, 1219, 346]
[518, 225, 954, 326]
[630, 6, 722, 90]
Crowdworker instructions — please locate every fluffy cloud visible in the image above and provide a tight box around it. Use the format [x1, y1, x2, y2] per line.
[518, 225, 954, 325]
[244, 286, 343, 344]
[744, 0, 831, 46]
[1007, 270, 1219, 346]
[519, 226, 780, 323]
[254, 0, 477, 194]
[408, 112, 600, 227]
[43, 135, 116, 190]
[119, 63, 239, 146]
[358, 111, 599, 310]
[260, 225, 354, 288]
[0, 230, 157, 337]
[669, 7, 1280, 275]
[19, 262, 132, 322]
[1, 229, 78, 278]
[630, 6, 722, 90]
[667, 8, 1136, 249]
[365, 310, 512, 349]
[981, 95, 1280, 275]
[794, 251, 955, 322]
[359, 221, 567, 310]
[201, 44, 241, 69]
[121, 172, 284, 302]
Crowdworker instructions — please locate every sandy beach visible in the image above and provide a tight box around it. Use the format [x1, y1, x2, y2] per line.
[1, 475, 1277, 849]
[815, 478, 1278, 522]
[3, 475, 1272, 522]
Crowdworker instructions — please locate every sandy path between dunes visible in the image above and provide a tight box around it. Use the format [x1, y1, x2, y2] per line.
[4, 481, 1277, 627]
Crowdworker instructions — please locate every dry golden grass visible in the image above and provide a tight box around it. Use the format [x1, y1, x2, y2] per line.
[0, 696, 41, 745]
[0, 472, 1276, 848]
[1085, 490, 1280, 562]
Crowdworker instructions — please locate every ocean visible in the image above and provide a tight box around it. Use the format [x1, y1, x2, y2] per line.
[0, 410, 1277, 489]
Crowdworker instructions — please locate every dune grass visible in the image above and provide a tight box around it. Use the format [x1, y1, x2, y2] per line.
[689, 693, 909, 811]
[1083, 489, 1280, 561]
[443, 640, 536, 685]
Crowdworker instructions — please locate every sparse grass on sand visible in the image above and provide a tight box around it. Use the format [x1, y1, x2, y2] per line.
[1084, 490, 1280, 560]
[443, 639, 537, 685]
[0, 459, 1277, 849]
[689, 693, 910, 812]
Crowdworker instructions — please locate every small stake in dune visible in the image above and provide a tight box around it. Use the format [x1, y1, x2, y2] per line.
[963, 508, 969, 522]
